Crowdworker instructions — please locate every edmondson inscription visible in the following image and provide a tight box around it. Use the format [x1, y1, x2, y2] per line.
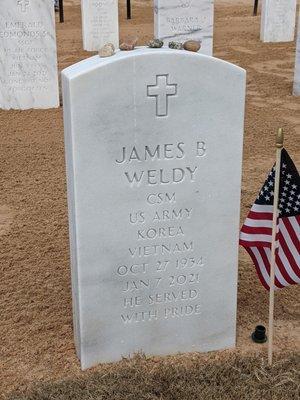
[114, 140, 206, 323]
[0, 0, 59, 109]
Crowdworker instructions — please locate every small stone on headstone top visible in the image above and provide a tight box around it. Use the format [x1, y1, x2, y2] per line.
[169, 41, 183, 50]
[183, 40, 201, 53]
[148, 39, 164, 48]
[99, 43, 115, 58]
[120, 36, 138, 51]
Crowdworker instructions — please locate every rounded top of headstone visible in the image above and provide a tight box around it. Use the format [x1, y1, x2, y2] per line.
[62, 47, 246, 82]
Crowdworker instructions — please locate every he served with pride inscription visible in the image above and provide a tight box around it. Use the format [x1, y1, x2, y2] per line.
[62, 48, 246, 369]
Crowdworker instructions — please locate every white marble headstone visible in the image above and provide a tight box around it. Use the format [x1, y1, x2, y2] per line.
[0, 0, 59, 110]
[154, 0, 214, 56]
[260, 0, 297, 43]
[81, 0, 119, 51]
[293, 14, 300, 96]
[62, 48, 246, 369]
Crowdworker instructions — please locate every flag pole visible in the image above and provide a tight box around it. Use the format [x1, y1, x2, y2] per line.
[268, 128, 284, 366]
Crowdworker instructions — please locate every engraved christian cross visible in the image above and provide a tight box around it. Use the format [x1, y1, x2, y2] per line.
[147, 74, 177, 117]
[17, 0, 30, 12]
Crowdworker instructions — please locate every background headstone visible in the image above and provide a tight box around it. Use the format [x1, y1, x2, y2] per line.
[260, 0, 297, 42]
[293, 14, 300, 96]
[154, 0, 214, 55]
[62, 49, 246, 369]
[0, 0, 59, 110]
[81, 0, 119, 51]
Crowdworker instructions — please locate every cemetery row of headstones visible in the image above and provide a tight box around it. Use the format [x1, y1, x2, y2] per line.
[80, 0, 298, 53]
[81, 0, 214, 55]
[1, 0, 299, 110]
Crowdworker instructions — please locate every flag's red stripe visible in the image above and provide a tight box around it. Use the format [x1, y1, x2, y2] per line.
[258, 248, 284, 289]
[239, 239, 271, 248]
[248, 211, 273, 221]
[243, 247, 269, 290]
[241, 225, 272, 235]
[278, 231, 300, 277]
[282, 217, 300, 253]
[275, 252, 298, 286]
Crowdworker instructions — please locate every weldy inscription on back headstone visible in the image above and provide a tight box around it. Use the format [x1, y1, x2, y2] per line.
[62, 48, 246, 369]
[0, 0, 59, 109]
[260, 0, 297, 42]
[154, 0, 214, 55]
[81, 0, 119, 51]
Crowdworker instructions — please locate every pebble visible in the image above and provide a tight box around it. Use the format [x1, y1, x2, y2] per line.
[183, 40, 201, 52]
[99, 43, 115, 58]
[148, 39, 164, 48]
[120, 36, 138, 51]
[168, 41, 183, 50]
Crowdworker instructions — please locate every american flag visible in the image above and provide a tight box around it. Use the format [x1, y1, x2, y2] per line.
[240, 149, 300, 290]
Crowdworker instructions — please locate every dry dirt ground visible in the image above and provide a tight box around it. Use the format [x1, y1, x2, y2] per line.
[0, 1, 299, 399]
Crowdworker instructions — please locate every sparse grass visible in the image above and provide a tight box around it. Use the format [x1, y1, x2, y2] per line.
[9, 352, 300, 400]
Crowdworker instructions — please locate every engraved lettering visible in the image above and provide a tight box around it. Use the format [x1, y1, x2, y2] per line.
[146, 192, 176, 205]
[128, 241, 194, 257]
[129, 211, 145, 224]
[137, 225, 184, 240]
[121, 309, 158, 323]
[196, 141, 206, 157]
